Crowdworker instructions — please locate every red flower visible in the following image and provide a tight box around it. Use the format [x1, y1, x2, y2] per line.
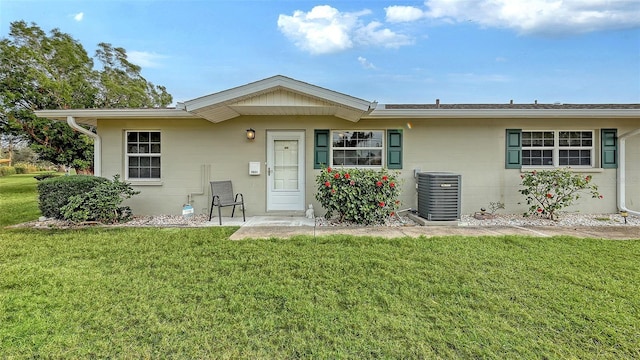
[599, 195, 604, 199]
[327, 167, 332, 173]
[546, 193, 553, 198]
[395, 200, 401, 205]
[331, 189, 336, 194]
[537, 208, 543, 213]
[379, 201, 385, 207]
[382, 175, 388, 181]
[334, 173, 340, 179]
[390, 212, 395, 217]
[390, 182, 395, 188]
[376, 181, 383, 187]
[325, 181, 331, 187]
[585, 175, 592, 181]
[344, 173, 350, 179]
[350, 180, 355, 186]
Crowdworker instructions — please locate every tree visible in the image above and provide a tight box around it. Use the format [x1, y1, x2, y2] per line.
[0, 21, 172, 172]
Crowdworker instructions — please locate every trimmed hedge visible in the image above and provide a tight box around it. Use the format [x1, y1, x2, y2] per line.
[37, 175, 110, 219]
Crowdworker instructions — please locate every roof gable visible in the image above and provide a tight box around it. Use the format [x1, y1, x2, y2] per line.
[180, 75, 376, 122]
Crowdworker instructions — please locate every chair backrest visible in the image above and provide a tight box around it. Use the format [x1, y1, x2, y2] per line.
[210, 181, 235, 205]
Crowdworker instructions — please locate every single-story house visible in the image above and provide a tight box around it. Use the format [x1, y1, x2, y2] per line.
[35, 75, 640, 218]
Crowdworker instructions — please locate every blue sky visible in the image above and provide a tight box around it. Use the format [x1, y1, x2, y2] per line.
[2, 0, 639, 105]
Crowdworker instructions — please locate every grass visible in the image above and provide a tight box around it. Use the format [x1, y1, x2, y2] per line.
[0, 173, 44, 227]
[1, 174, 639, 358]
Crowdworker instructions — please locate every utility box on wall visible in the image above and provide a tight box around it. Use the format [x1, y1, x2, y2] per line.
[249, 162, 261, 176]
[417, 172, 461, 221]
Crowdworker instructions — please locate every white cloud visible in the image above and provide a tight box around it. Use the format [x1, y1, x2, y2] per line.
[385, 5, 426, 23]
[357, 56, 376, 69]
[127, 51, 166, 69]
[73, 12, 84, 22]
[422, 0, 640, 35]
[355, 21, 414, 48]
[278, 5, 412, 54]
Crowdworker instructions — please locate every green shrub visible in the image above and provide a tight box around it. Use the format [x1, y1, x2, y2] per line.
[316, 167, 401, 224]
[37, 175, 110, 219]
[0, 166, 16, 177]
[519, 168, 602, 220]
[14, 162, 38, 174]
[34, 173, 59, 181]
[61, 175, 140, 224]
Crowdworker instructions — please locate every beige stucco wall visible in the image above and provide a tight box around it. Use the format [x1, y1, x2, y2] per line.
[98, 116, 639, 217]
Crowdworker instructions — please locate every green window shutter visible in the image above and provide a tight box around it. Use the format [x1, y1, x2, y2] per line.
[601, 129, 617, 169]
[314, 129, 330, 169]
[387, 129, 403, 169]
[505, 129, 522, 169]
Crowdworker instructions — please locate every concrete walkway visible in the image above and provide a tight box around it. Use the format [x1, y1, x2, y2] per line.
[206, 216, 640, 240]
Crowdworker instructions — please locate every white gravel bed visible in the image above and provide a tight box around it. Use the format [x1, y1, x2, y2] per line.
[460, 213, 640, 227]
[12, 212, 640, 228]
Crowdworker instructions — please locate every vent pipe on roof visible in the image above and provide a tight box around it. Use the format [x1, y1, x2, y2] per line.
[436, 99, 440, 108]
[67, 116, 101, 176]
[510, 100, 513, 105]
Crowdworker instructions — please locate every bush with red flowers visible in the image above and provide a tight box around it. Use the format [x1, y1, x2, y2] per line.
[519, 168, 602, 220]
[315, 167, 401, 224]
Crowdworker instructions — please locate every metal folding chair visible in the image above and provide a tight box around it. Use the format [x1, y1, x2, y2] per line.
[208, 181, 245, 225]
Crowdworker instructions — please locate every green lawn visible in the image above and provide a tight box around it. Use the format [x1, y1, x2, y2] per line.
[0, 173, 43, 227]
[1, 174, 639, 358]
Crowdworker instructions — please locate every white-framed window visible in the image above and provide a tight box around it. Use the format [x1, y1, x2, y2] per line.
[126, 131, 161, 179]
[331, 130, 383, 167]
[522, 130, 593, 167]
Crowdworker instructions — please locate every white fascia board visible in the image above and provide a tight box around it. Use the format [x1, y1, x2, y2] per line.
[183, 75, 373, 112]
[364, 108, 640, 119]
[34, 109, 196, 121]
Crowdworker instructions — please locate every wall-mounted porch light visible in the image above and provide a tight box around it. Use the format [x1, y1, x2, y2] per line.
[246, 128, 256, 140]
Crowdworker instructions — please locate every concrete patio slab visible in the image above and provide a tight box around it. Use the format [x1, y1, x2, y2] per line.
[223, 217, 640, 240]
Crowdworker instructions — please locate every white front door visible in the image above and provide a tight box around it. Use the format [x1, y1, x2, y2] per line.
[267, 131, 305, 211]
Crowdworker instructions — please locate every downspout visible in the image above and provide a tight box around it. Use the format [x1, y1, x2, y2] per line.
[67, 116, 101, 176]
[617, 128, 640, 217]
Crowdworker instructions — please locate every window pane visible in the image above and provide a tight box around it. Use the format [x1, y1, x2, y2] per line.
[129, 157, 139, 166]
[332, 150, 345, 165]
[344, 150, 357, 165]
[151, 168, 161, 178]
[372, 131, 383, 147]
[140, 157, 150, 166]
[151, 144, 161, 153]
[150, 132, 161, 142]
[139, 132, 150, 142]
[127, 145, 138, 154]
[129, 168, 139, 178]
[559, 149, 591, 166]
[151, 157, 160, 166]
[140, 168, 150, 178]
[127, 132, 138, 142]
[523, 149, 553, 166]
